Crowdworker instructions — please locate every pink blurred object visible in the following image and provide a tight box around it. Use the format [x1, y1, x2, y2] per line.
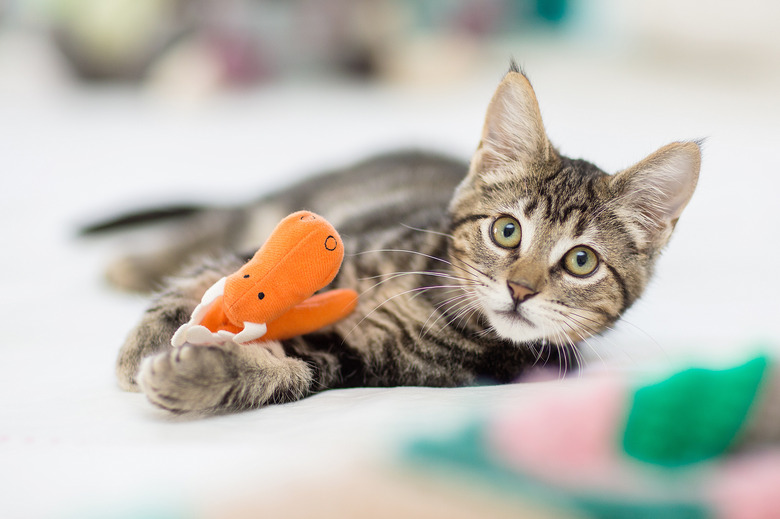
[710, 449, 780, 519]
[488, 377, 630, 487]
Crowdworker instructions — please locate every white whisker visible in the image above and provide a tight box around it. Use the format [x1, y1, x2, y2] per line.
[352, 248, 486, 280]
[342, 283, 472, 342]
[450, 299, 484, 330]
[400, 223, 455, 240]
[420, 291, 478, 337]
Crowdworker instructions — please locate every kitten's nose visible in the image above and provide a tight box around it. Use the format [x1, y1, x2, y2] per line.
[507, 281, 538, 303]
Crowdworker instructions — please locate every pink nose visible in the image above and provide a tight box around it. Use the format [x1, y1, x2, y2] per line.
[508, 281, 538, 303]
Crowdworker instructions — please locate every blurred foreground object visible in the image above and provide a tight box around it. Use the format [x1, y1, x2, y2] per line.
[97, 349, 780, 518]
[407, 349, 780, 518]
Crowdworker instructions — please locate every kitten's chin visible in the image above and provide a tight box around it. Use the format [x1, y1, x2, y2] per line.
[483, 307, 545, 344]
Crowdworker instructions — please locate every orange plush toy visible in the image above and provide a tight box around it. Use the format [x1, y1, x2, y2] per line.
[171, 211, 358, 347]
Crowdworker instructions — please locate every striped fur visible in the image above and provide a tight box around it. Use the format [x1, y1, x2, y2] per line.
[115, 68, 700, 414]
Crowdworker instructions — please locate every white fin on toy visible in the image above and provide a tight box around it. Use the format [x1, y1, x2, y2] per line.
[171, 277, 226, 347]
[183, 325, 225, 346]
[233, 322, 268, 345]
[171, 277, 269, 347]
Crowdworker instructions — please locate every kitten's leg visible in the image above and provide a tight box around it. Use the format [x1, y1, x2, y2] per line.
[136, 341, 315, 413]
[116, 256, 243, 391]
[134, 334, 348, 413]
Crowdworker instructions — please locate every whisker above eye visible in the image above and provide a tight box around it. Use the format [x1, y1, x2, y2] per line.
[449, 255, 496, 282]
[356, 270, 483, 286]
[354, 248, 496, 283]
[354, 271, 480, 303]
[400, 223, 455, 240]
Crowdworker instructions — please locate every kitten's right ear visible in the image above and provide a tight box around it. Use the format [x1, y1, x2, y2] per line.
[612, 141, 701, 248]
[472, 69, 553, 172]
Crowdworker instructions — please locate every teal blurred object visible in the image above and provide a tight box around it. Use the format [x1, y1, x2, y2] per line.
[535, 0, 569, 23]
[623, 355, 769, 467]
[405, 422, 708, 519]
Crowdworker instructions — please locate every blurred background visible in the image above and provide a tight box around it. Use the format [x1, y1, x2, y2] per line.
[3, 0, 777, 357]
[2, 0, 779, 345]
[1, 1, 780, 518]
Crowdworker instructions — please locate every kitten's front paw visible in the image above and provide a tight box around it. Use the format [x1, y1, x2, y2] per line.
[137, 344, 240, 413]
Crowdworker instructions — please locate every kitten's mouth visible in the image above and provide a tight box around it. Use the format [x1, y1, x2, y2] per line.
[495, 309, 534, 327]
[481, 303, 547, 343]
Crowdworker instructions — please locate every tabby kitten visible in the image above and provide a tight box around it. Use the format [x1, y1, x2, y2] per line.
[113, 66, 700, 414]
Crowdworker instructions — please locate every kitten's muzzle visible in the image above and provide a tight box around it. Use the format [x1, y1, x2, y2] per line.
[507, 281, 538, 304]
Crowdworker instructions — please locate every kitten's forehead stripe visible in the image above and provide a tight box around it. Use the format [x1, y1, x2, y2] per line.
[451, 213, 490, 231]
[524, 197, 539, 217]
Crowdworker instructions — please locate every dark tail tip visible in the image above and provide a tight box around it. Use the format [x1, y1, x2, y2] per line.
[79, 205, 204, 235]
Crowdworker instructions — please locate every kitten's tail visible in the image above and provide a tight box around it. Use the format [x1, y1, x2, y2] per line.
[79, 204, 207, 235]
[80, 203, 247, 293]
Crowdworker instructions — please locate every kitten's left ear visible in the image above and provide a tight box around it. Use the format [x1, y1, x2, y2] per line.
[612, 141, 701, 247]
[472, 68, 555, 172]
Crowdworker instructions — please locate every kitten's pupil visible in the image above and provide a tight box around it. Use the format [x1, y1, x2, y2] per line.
[575, 251, 588, 267]
[503, 223, 515, 238]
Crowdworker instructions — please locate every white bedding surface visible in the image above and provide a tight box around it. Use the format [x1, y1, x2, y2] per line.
[2, 39, 779, 518]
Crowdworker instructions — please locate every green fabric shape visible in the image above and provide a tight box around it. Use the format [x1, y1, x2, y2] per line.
[623, 355, 769, 467]
[406, 423, 708, 519]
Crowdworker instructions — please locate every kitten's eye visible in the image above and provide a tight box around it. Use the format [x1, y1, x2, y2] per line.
[491, 216, 522, 249]
[563, 246, 599, 277]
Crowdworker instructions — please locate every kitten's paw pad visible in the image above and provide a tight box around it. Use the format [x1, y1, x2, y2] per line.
[137, 345, 239, 413]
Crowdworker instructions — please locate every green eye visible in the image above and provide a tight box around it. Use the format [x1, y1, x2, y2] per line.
[491, 216, 522, 249]
[563, 246, 599, 277]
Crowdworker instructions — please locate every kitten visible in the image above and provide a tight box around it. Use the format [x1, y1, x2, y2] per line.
[109, 65, 700, 413]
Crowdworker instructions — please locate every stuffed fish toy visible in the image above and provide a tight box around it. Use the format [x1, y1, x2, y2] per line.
[171, 211, 358, 347]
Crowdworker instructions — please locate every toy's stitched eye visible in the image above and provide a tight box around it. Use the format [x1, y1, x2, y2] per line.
[491, 216, 522, 249]
[258, 292, 265, 300]
[563, 246, 599, 277]
[243, 274, 250, 278]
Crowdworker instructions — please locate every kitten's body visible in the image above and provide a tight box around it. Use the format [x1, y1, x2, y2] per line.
[112, 68, 700, 414]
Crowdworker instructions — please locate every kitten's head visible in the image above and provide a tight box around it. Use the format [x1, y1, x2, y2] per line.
[448, 67, 700, 346]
